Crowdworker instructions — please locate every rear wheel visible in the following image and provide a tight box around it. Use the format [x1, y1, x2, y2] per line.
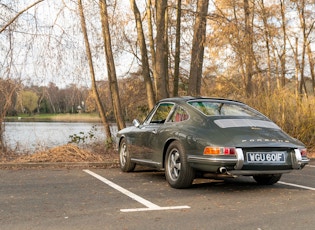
[119, 138, 136, 172]
[253, 174, 282, 185]
[165, 141, 195, 189]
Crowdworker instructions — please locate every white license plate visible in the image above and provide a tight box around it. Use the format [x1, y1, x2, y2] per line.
[246, 152, 286, 163]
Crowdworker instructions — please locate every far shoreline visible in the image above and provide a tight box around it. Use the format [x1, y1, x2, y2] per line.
[4, 113, 103, 123]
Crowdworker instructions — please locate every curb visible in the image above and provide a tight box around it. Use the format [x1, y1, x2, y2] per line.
[0, 161, 120, 169]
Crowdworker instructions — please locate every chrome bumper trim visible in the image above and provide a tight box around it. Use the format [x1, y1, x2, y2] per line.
[292, 149, 310, 169]
[235, 148, 244, 170]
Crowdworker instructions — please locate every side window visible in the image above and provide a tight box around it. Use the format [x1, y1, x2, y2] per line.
[170, 106, 189, 122]
[150, 103, 174, 124]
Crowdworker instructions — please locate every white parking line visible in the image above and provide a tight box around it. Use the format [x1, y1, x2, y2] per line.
[278, 181, 315, 191]
[83, 170, 190, 212]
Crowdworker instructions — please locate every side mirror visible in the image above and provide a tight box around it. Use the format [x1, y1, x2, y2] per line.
[132, 119, 140, 128]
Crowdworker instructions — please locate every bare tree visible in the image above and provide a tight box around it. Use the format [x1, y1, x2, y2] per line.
[243, 0, 254, 97]
[155, 0, 169, 100]
[146, 0, 157, 96]
[99, 0, 126, 131]
[294, 0, 315, 95]
[77, 0, 112, 145]
[0, 0, 44, 34]
[258, 0, 272, 93]
[188, 0, 209, 96]
[173, 0, 182, 97]
[0, 80, 19, 151]
[279, 0, 287, 88]
[130, 0, 155, 110]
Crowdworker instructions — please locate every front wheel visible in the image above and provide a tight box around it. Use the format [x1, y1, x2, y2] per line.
[165, 141, 195, 189]
[253, 174, 282, 185]
[119, 138, 136, 172]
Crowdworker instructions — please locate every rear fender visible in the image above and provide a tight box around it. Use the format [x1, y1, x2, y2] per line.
[162, 139, 177, 168]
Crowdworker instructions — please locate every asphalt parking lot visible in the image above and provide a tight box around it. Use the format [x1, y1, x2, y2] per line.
[1, 161, 314, 230]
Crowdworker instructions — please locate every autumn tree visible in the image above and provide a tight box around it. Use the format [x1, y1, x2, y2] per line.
[17, 90, 39, 114]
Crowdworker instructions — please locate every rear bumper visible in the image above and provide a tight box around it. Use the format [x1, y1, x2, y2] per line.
[187, 148, 309, 174]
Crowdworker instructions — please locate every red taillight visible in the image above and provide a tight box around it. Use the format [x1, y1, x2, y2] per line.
[300, 149, 308, 157]
[204, 147, 236, 155]
[224, 147, 236, 155]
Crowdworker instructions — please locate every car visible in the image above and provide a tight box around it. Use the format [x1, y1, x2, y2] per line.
[116, 96, 309, 189]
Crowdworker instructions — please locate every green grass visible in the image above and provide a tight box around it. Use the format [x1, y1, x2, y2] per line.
[5, 113, 102, 122]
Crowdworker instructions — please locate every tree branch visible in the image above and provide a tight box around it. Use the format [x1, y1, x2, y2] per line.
[0, 0, 44, 34]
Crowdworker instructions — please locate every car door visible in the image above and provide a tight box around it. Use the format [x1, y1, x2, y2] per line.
[132, 102, 175, 166]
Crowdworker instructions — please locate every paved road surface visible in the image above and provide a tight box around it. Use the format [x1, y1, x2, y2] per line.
[1, 161, 314, 230]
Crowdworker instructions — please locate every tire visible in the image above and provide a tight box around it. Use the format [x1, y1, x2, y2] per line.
[119, 138, 136, 172]
[165, 141, 195, 189]
[253, 174, 282, 185]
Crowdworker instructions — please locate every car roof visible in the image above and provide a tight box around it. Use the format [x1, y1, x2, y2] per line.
[159, 96, 243, 104]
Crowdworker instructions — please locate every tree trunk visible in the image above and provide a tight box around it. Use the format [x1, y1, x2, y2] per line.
[130, 0, 155, 110]
[173, 0, 181, 97]
[280, 0, 286, 88]
[155, 0, 169, 100]
[294, 37, 300, 97]
[77, 0, 112, 144]
[260, 0, 271, 94]
[146, 0, 157, 97]
[243, 0, 254, 97]
[188, 0, 209, 96]
[296, 0, 307, 96]
[0, 80, 18, 152]
[307, 42, 315, 94]
[99, 0, 126, 130]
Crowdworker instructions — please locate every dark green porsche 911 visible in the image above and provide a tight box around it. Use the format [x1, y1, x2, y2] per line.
[116, 97, 309, 189]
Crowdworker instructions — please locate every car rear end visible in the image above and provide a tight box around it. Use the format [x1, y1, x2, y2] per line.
[230, 146, 309, 175]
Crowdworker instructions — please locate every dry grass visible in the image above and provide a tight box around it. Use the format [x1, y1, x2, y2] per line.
[51, 114, 101, 122]
[243, 90, 315, 151]
[1, 144, 118, 163]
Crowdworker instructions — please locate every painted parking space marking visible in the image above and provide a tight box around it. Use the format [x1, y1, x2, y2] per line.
[278, 181, 315, 191]
[83, 170, 190, 212]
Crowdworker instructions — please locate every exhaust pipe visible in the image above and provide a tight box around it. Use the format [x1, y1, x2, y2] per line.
[219, 167, 227, 174]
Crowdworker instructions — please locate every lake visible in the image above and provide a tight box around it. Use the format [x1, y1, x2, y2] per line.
[2, 122, 118, 153]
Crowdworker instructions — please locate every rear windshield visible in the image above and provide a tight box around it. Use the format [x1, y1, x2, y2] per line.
[188, 101, 262, 117]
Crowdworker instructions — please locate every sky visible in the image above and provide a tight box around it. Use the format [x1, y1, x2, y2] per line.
[0, 0, 138, 88]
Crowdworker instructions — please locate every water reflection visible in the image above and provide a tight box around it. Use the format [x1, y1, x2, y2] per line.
[3, 122, 117, 153]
